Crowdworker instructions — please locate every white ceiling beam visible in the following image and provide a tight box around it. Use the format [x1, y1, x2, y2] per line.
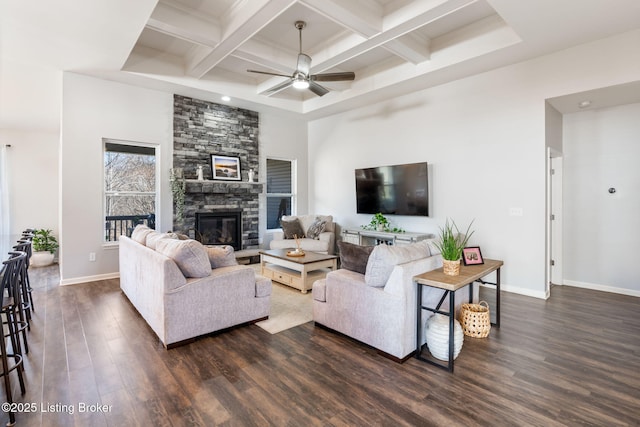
[310, 0, 475, 72]
[300, 0, 383, 37]
[146, 2, 297, 76]
[384, 33, 431, 64]
[146, 1, 221, 47]
[187, 0, 297, 78]
[230, 39, 297, 75]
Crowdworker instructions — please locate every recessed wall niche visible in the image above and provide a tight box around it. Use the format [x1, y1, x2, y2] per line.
[173, 94, 261, 249]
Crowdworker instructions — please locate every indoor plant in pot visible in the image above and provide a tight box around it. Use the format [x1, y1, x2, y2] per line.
[434, 219, 474, 276]
[31, 228, 59, 267]
[362, 213, 405, 232]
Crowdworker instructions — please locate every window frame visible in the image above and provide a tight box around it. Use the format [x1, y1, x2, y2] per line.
[266, 157, 297, 231]
[103, 138, 160, 245]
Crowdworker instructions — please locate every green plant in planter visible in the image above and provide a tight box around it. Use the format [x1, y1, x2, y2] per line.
[32, 229, 59, 253]
[361, 212, 405, 233]
[433, 218, 474, 261]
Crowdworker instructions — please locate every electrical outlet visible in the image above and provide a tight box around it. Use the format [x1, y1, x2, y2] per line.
[509, 207, 524, 216]
[89, 252, 96, 262]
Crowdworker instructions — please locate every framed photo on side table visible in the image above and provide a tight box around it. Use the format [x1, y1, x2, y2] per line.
[211, 155, 241, 180]
[462, 246, 484, 265]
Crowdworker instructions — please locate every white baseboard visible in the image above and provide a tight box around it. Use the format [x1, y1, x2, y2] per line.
[60, 272, 120, 286]
[497, 283, 549, 300]
[563, 280, 640, 298]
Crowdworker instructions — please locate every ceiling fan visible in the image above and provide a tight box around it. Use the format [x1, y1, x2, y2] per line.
[247, 21, 355, 97]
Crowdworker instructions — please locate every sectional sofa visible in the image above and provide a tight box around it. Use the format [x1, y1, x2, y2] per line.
[119, 226, 271, 347]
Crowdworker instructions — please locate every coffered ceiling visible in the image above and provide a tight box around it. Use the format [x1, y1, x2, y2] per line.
[2, 0, 640, 123]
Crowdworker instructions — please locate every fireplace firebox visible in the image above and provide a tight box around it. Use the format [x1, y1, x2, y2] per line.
[195, 210, 242, 251]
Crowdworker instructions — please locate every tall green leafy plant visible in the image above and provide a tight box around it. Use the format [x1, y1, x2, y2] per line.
[32, 229, 59, 254]
[433, 219, 474, 261]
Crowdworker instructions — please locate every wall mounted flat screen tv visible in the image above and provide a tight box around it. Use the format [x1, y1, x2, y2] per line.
[355, 162, 429, 216]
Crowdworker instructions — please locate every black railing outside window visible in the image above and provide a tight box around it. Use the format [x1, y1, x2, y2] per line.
[105, 214, 155, 242]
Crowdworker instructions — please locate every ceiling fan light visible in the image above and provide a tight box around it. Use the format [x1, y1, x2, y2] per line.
[292, 77, 309, 89]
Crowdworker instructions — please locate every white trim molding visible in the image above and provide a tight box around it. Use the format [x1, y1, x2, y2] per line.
[563, 280, 640, 298]
[60, 272, 120, 286]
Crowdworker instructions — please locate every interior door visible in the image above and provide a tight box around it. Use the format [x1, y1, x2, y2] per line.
[549, 152, 563, 288]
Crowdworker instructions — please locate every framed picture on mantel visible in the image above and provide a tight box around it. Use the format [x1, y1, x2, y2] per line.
[211, 155, 241, 180]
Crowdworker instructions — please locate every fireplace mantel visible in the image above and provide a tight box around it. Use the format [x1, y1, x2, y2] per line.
[184, 180, 264, 195]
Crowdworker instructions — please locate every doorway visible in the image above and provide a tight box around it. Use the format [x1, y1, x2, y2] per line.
[546, 148, 563, 297]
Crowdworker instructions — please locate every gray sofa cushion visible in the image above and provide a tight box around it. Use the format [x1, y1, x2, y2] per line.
[131, 224, 154, 245]
[337, 241, 373, 274]
[365, 241, 431, 287]
[156, 238, 211, 278]
[146, 231, 178, 250]
[281, 218, 305, 239]
[205, 245, 238, 268]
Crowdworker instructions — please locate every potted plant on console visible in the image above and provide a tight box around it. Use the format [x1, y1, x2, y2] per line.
[362, 212, 404, 233]
[434, 218, 474, 276]
[31, 228, 59, 267]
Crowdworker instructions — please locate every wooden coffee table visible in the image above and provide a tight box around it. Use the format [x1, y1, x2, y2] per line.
[259, 249, 338, 293]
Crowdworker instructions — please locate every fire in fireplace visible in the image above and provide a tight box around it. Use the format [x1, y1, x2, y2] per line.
[195, 210, 242, 251]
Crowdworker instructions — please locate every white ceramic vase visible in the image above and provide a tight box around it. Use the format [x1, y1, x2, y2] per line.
[30, 251, 55, 267]
[425, 313, 464, 361]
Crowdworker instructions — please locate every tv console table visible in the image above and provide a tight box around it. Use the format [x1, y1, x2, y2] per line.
[342, 229, 433, 246]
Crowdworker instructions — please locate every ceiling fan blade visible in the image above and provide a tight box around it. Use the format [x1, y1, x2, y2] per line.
[247, 69, 291, 78]
[265, 78, 294, 95]
[308, 81, 329, 97]
[297, 54, 311, 76]
[311, 72, 356, 82]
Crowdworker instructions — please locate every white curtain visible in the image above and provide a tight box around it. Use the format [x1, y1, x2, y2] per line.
[0, 145, 10, 258]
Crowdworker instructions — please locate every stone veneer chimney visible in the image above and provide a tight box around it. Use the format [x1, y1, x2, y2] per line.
[172, 95, 262, 249]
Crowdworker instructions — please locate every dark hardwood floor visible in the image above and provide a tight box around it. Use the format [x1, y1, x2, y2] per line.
[3, 265, 639, 426]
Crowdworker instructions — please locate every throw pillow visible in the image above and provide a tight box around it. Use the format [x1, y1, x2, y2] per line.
[155, 239, 211, 278]
[364, 244, 395, 287]
[281, 218, 305, 239]
[146, 232, 178, 250]
[337, 241, 374, 275]
[365, 241, 431, 287]
[306, 217, 326, 240]
[131, 225, 154, 245]
[205, 245, 238, 268]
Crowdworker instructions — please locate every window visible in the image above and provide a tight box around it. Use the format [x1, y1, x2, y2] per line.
[104, 140, 157, 242]
[266, 158, 295, 230]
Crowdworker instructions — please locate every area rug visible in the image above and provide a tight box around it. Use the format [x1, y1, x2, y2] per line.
[252, 264, 314, 334]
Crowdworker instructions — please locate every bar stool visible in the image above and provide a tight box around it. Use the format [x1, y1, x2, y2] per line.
[1, 254, 27, 426]
[3, 252, 29, 356]
[13, 240, 34, 325]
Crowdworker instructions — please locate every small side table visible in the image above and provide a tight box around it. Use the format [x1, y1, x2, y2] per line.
[413, 259, 503, 372]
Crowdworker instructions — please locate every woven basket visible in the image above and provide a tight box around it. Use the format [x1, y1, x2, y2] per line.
[460, 301, 491, 338]
[442, 259, 460, 276]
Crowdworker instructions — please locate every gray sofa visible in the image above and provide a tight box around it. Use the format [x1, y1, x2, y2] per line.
[313, 240, 475, 361]
[119, 230, 271, 348]
[270, 214, 335, 254]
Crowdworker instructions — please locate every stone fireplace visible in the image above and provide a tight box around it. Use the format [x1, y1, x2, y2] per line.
[172, 95, 261, 250]
[195, 210, 242, 250]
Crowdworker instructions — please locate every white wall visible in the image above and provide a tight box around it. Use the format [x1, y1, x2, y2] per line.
[60, 73, 174, 284]
[563, 103, 640, 296]
[258, 112, 308, 248]
[308, 29, 640, 298]
[0, 129, 59, 236]
[59, 73, 308, 284]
